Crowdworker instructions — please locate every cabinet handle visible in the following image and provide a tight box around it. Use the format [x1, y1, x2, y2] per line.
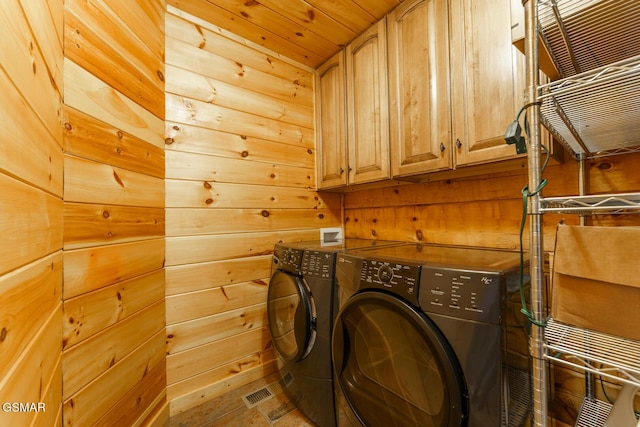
[456, 138, 462, 149]
[339, 167, 344, 175]
[440, 142, 446, 152]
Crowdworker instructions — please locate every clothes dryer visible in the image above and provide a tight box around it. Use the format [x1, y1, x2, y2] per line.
[332, 243, 530, 427]
[267, 239, 405, 427]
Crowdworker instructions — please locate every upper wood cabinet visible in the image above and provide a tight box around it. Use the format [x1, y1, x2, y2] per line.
[449, 0, 526, 166]
[316, 20, 390, 190]
[345, 18, 391, 185]
[315, 51, 347, 189]
[387, 0, 452, 177]
[315, 0, 540, 189]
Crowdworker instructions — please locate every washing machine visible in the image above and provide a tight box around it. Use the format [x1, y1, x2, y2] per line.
[267, 239, 405, 427]
[331, 243, 530, 427]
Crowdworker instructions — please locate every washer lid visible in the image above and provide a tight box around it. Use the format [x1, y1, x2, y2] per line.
[332, 291, 468, 427]
[267, 270, 317, 362]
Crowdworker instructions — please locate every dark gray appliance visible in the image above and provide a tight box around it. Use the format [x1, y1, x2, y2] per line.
[267, 239, 405, 427]
[332, 243, 530, 427]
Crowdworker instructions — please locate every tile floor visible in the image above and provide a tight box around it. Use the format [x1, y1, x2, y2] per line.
[168, 372, 316, 427]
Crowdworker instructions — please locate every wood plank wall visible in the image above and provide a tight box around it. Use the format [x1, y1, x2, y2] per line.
[61, 0, 168, 425]
[0, 0, 64, 425]
[343, 152, 640, 425]
[3, 1, 637, 425]
[164, 7, 341, 416]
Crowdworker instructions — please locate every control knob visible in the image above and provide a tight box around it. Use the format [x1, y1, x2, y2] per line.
[377, 264, 394, 283]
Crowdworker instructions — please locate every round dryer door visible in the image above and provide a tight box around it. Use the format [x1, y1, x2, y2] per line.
[332, 291, 468, 427]
[267, 269, 317, 362]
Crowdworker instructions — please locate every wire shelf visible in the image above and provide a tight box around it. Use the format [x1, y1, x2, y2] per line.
[536, 0, 640, 159]
[528, 1, 640, 426]
[538, 55, 640, 160]
[574, 398, 612, 427]
[543, 318, 640, 388]
[540, 193, 640, 214]
[502, 366, 531, 427]
[538, 0, 640, 78]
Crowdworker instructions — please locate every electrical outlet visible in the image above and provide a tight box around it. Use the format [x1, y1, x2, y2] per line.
[320, 227, 343, 245]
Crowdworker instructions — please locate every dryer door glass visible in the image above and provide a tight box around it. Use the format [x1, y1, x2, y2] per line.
[332, 291, 468, 427]
[267, 270, 316, 362]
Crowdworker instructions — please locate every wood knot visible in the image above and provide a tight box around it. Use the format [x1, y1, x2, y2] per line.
[164, 137, 175, 145]
[203, 181, 212, 189]
[241, 150, 249, 158]
[261, 210, 270, 217]
[113, 171, 124, 187]
[102, 210, 110, 218]
[156, 70, 165, 82]
[597, 162, 612, 170]
[64, 122, 73, 131]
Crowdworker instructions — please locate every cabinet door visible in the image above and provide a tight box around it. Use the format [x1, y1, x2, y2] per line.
[315, 51, 347, 189]
[345, 18, 391, 185]
[388, 0, 452, 177]
[450, 0, 526, 166]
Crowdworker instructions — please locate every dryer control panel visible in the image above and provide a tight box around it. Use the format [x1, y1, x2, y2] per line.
[419, 267, 502, 324]
[301, 250, 334, 279]
[359, 259, 421, 307]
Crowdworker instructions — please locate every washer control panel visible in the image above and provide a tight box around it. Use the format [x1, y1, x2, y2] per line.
[359, 259, 421, 306]
[301, 250, 334, 279]
[419, 266, 501, 324]
[273, 246, 304, 275]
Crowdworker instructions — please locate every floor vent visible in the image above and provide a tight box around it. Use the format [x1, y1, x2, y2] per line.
[241, 372, 294, 409]
[243, 387, 274, 408]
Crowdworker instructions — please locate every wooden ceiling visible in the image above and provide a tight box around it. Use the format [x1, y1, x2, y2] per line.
[166, 0, 404, 68]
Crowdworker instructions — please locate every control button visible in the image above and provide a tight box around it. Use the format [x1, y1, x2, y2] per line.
[377, 265, 394, 283]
